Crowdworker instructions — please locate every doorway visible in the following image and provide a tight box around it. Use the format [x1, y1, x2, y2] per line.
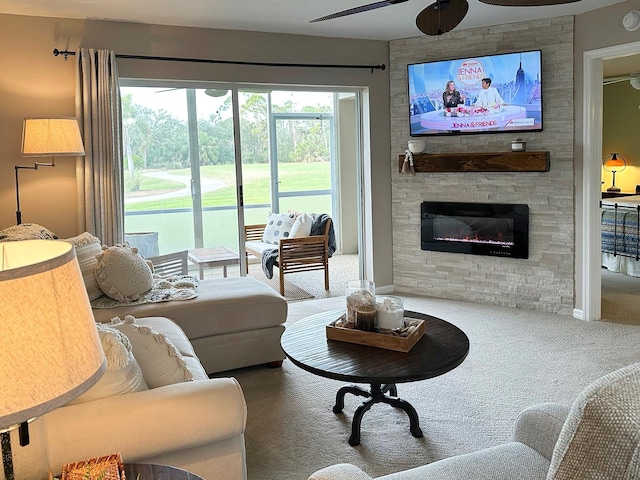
[581, 40, 640, 322]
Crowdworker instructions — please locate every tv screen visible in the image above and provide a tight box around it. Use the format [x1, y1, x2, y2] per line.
[408, 50, 542, 137]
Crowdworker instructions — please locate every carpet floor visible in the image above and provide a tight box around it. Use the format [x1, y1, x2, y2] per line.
[227, 295, 640, 480]
[247, 265, 314, 302]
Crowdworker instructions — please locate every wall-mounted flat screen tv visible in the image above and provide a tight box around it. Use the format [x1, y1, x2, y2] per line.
[408, 50, 543, 137]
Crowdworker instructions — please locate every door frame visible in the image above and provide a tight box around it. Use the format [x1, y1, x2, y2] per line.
[581, 40, 640, 321]
[269, 111, 335, 213]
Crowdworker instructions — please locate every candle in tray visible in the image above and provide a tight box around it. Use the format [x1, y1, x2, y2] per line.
[345, 280, 375, 326]
[355, 305, 377, 332]
[375, 295, 405, 330]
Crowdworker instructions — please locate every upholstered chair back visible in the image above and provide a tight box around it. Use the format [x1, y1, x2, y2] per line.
[547, 362, 640, 479]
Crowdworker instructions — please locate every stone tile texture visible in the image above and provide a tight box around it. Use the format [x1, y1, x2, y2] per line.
[390, 17, 574, 314]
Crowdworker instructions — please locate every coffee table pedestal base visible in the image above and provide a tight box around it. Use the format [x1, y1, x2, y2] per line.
[333, 383, 423, 446]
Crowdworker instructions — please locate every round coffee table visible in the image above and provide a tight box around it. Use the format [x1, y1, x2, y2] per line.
[281, 309, 469, 446]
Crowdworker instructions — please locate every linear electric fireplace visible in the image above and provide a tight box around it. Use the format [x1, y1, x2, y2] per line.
[421, 201, 529, 259]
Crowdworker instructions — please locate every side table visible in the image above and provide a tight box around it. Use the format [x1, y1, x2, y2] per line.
[188, 247, 239, 279]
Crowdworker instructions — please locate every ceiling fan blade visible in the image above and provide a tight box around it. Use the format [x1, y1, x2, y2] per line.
[310, 0, 409, 23]
[478, 0, 580, 5]
[416, 0, 469, 36]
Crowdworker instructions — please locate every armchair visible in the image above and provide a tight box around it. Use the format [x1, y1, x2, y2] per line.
[245, 215, 333, 296]
[309, 362, 640, 480]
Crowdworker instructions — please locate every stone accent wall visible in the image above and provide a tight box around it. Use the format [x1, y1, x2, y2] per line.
[389, 16, 574, 315]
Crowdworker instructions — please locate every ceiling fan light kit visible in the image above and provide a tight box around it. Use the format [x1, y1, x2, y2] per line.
[416, 0, 469, 36]
[623, 10, 640, 31]
[312, 0, 581, 35]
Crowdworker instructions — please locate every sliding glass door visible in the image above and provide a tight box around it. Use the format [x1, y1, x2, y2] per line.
[121, 82, 361, 279]
[121, 85, 238, 255]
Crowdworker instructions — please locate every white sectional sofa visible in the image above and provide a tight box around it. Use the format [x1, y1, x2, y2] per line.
[14, 316, 248, 480]
[64, 232, 289, 375]
[91, 276, 288, 374]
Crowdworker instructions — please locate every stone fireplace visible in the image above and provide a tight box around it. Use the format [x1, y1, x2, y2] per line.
[389, 16, 574, 315]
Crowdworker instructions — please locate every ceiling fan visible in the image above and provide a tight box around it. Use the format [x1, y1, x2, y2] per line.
[310, 0, 581, 36]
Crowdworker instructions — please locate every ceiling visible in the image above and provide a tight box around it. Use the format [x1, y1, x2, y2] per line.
[0, 0, 628, 42]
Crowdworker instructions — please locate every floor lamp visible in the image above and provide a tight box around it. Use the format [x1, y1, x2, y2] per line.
[0, 240, 106, 480]
[16, 117, 85, 225]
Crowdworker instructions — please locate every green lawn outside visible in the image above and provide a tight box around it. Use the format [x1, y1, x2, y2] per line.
[124, 163, 333, 254]
[126, 162, 331, 211]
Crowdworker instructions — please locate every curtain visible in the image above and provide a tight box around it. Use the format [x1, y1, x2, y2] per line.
[75, 49, 124, 246]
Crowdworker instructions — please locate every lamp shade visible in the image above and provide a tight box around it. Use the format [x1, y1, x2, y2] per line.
[0, 240, 106, 428]
[21, 118, 85, 157]
[603, 153, 626, 171]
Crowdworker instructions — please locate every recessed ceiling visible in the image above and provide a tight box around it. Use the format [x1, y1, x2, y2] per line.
[0, 0, 627, 41]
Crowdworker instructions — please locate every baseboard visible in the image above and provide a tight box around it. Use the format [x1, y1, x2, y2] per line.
[573, 308, 584, 320]
[376, 284, 395, 294]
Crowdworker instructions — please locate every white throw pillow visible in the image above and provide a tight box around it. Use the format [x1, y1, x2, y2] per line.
[290, 213, 313, 238]
[64, 232, 104, 301]
[262, 212, 297, 244]
[95, 244, 154, 301]
[109, 315, 195, 388]
[0, 223, 58, 241]
[68, 323, 147, 405]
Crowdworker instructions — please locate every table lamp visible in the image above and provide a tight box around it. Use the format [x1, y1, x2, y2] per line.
[15, 117, 85, 225]
[0, 240, 106, 480]
[603, 152, 627, 193]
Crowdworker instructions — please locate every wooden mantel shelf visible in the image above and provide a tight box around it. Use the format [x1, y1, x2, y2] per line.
[398, 151, 550, 173]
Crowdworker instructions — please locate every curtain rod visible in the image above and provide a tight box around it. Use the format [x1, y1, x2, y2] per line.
[52, 49, 385, 72]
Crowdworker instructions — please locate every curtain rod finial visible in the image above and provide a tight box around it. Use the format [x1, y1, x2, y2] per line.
[52, 48, 70, 61]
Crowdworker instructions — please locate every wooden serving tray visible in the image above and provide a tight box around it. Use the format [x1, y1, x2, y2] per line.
[326, 319, 425, 353]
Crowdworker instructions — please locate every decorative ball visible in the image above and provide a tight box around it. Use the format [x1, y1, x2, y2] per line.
[408, 139, 426, 154]
[95, 244, 154, 301]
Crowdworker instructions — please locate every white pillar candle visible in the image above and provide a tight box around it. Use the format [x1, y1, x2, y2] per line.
[375, 296, 405, 330]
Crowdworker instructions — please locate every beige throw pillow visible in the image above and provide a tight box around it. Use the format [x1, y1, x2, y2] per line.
[290, 213, 313, 238]
[95, 244, 154, 301]
[64, 232, 104, 301]
[0, 223, 58, 241]
[109, 315, 195, 388]
[68, 323, 147, 405]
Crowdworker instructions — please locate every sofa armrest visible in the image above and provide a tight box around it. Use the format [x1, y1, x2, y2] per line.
[43, 378, 246, 474]
[513, 402, 570, 461]
[308, 464, 374, 480]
